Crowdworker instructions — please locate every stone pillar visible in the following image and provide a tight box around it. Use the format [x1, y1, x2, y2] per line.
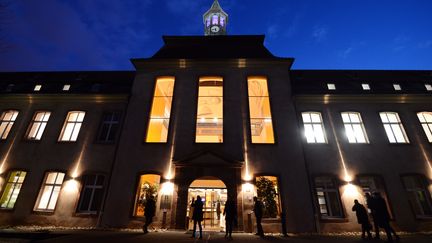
[174, 179, 189, 229]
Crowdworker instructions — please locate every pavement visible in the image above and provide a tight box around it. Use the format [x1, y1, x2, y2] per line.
[0, 230, 431, 243]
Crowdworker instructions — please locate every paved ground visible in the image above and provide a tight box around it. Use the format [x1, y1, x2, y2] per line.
[0, 230, 431, 243]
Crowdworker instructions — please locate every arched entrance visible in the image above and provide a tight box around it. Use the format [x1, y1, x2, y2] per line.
[187, 176, 227, 231]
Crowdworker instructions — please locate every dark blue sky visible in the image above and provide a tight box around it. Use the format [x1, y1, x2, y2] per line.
[0, 0, 431, 71]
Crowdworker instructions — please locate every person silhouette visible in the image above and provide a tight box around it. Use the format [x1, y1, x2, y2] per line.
[223, 197, 237, 239]
[253, 196, 264, 237]
[352, 199, 372, 240]
[365, 192, 380, 239]
[143, 195, 156, 234]
[373, 192, 400, 242]
[191, 195, 204, 239]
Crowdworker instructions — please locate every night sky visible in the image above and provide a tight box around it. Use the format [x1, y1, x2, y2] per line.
[0, 0, 431, 71]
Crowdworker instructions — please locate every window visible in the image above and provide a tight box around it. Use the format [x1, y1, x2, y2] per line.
[196, 77, 223, 143]
[327, 83, 336, 90]
[302, 112, 327, 143]
[212, 14, 218, 25]
[97, 112, 121, 143]
[25, 111, 51, 140]
[0, 110, 19, 140]
[255, 176, 281, 218]
[401, 175, 432, 217]
[146, 77, 175, 143]
[58, 111, 85, 142]
[62, 84, 71, 91]
[393, 84, 401, 91]
[133, 174, 160, 217]
[357, 176, 392, 216]
[425, 84, 432, 91]
[34, 172, 65, 212]
[34, 84, 42, 91]
[247, 77, 275, 144]
[379, 112, 409, 143]
[341, 112, 369, 143]
[417, 112, 432, 142]
[314, 176, 344, 218]
[77, 174, 105, 214]
[0, 171, 27, 209]
[362, 83, 370, 90]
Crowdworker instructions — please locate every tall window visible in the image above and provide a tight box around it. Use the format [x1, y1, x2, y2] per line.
[34, 172, 65, 212]
[401, 175, 432, 217]
[0, 171, 27, 209]
[314, 176, 344, 218]
[341, 112, 369, 143]
[255, 176, 281, 218]
[26, 111, 51, 140]
[417, 112, 432, 142]
[134, 174, 161, 217]
[357, 176, 392, 217]
[77, 174, 105, 214]
[302, 112, 327, 143]
[0, 110, 19, 140]
[379, 112, 409, 143]
[196, 77, 223, 143]
[247, 77, 275, 144]
[58, 111, 85, 142]
[146, 77, 175, 143]
[97, 112, 121, 143]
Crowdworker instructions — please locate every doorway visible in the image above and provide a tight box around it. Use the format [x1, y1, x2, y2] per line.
[187, 177, 227, 231]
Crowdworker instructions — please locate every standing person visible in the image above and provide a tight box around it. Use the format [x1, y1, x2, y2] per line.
[352, 199, 372, 240]
[223, 197, 237, 239]
[374, 192, 400, 242]
[192, 195, 204, 239]
[365, 192, 380, 239]
[216, 201, 221, 220]
[189, 197, 195, 223]
[253, 196, 264, 237]
[143, 195, 156, 234]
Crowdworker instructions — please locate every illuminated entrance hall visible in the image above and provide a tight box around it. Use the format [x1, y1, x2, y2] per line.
[187, 177, 227, 231]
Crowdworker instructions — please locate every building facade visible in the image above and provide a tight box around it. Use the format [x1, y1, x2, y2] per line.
[0, 0, 432, 233]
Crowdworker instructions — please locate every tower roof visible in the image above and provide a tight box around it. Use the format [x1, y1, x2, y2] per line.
[203, 0, 228, 20]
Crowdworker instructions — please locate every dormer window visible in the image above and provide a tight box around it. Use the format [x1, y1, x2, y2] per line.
[362, 84, 370, 90]
[63, 84, 71, 91]
[393, 84, 401, 91]
[327, 83, 336, 90]
[34, 85, 42, 91]
[425, 84, 432, 91]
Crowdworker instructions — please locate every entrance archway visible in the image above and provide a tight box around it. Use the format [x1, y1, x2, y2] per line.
[187, 176, 227, 231]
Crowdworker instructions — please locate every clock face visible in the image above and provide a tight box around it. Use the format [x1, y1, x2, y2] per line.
[210, 26, 220, 33]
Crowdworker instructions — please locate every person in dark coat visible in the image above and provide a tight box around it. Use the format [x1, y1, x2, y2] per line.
[143, 195, 156, 234]
[352, 199, 372, 239]
[253, 196, 264, 237]
[365, 192, 380, 239]
[374, 192, 400, 242]
[216, 201, 221, 220]
[191, 195, 204, 239]
[223, 197, 237, 239]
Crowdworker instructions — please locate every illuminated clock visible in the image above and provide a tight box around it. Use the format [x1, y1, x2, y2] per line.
[210, 26, 220, 33]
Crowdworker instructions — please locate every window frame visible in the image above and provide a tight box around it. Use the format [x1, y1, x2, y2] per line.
[416, 111, 432, 143]
[246, 76, 277, 145]
[132, 172, 162, 218]
[96, 111, 122, 144]
[313, 175, 345, 219]
[145, 76, 176, 144]
[0, 109, 19, 141]
[400, 174, 432, 218]
[58, 111, 86, 142]
[76, 174, 106, 215]
[254, 174, 283, 219]
[301, 111, 327, 144]
[24, 111, 51, 141]
[33, 171, 66, 213]
[379, 111, 410, 144]
[340, 111, 369, 144]
[0, 170, 27, 210]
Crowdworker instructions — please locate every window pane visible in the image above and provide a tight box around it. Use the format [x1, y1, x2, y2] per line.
[70, 123, 82, 141]
[380, 112, 408, 143]
[47, 186, 61, 210]
[341, 112, 368, 143]
[59, 111, 85, 142]
[134, 174, 161, 217]
[0, 110, 19, 140]
[0, 171, 26, 209]
[146, 119, 169, 143]
[150, 97, 173, 118]
[250, 118, 274, 143]
[418, 112, 432, 143]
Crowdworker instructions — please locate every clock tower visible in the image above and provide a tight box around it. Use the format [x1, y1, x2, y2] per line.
[203, 0, 228, 36]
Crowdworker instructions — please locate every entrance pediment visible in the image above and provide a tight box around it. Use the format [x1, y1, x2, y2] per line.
[174, 150, 242, 168]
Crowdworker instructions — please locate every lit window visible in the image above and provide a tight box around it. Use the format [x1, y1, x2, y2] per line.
[196, 77, 223, 143]
[146, 77, 175, 143]
[417, 112, 432, 142]
[362, 83, 370, 90]
[0, 110, 19, 140]
[206, 17, 211, 27]
[341, 112, 369, 143]
[0, 171, 27, 209]
[327, 83, 336, 90]
[77, 174, 105, 214]
[63, 84, 71, 91]
[34, 84, 42, 91]
[379, 112, 409, 143]
[314, 176, 343, 218]
[393, 84, 401, 91]
[401, 175, 432, 217]
[58, 111, 85, 142]
[133, 174, 160, 217]
[302, 112, 327, 143]
[425, 84, 432, 91]
[34, 172, 65, 212]
[212, 14, 218, 25]
[97, 112, 121, 143]
[248, 77, 275, 144]
[220, 16, 225, 26]
[256, 176, 281, 218]
[25, 111, 51, 140]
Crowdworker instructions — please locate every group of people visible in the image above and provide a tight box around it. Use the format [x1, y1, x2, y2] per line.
[352, 192, 400, 242]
